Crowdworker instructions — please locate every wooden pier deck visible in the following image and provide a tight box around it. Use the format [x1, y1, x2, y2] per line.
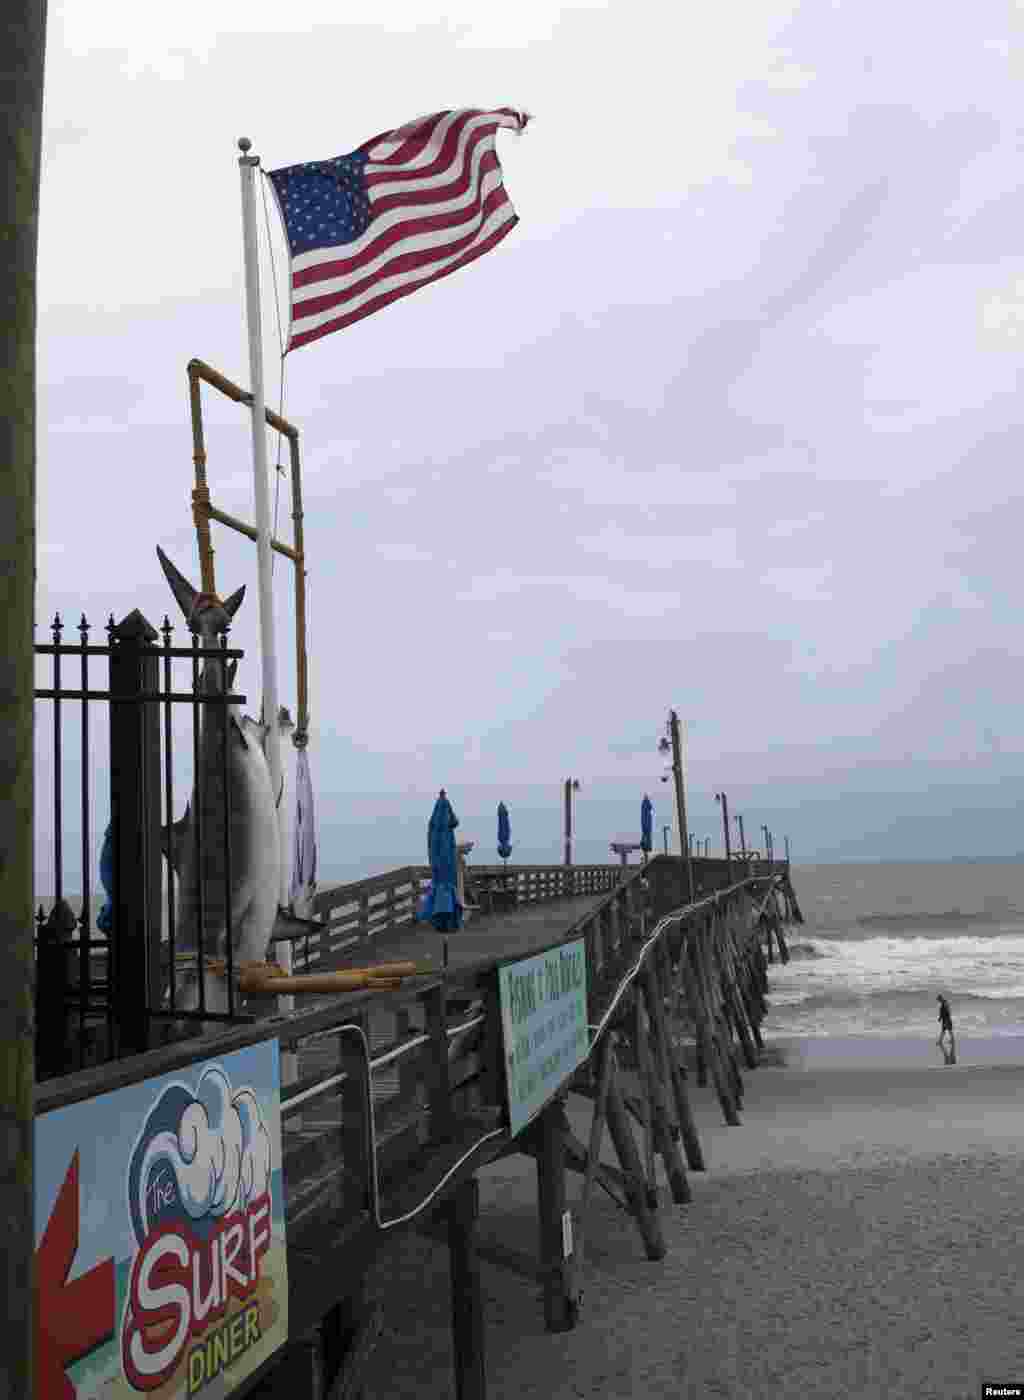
[317, 892, 609, 976]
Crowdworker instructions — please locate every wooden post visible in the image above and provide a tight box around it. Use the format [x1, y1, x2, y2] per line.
[667, 711, 693, 902]
[256, 1329, 325, 1400]
[536, 1099, 576, 1331]
[707, 917, 745, 1106]
[718, 910, 758, 1071]
[715, 791, 732, 883]
[448, 1178, 488, 1397]
[774, 911, 790, 964]
[645, 951, 704, 1172]
[359, 889, 370, 944]
[763, 913, 775, 963]
[340, 1036, 370, 1212]
[730, 922, 764, 1052]
[571, 1034, 615, 1282]
[632, 986, 657, 1204]
[689, 923, 739, 1126]
[635, 968, 691, 1203]
[321, 1273, 376, 1400]
[604, 1078, 666, 1259]
[425, 984, 452, 1143]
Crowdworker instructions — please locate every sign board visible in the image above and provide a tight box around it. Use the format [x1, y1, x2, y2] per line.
[34, 1040, 288, 1400]
[498, 938, 590, 1136]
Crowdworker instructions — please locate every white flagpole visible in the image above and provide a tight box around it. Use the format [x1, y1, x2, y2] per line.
[237, 137, 296, 1042]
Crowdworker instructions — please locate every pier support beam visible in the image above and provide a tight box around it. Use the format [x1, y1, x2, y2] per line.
[536, 1098, 577, 1332]
[644, 952, 704, 1173]
[604, 1079, 666, 1260]
[447, 1178, 487, 1400]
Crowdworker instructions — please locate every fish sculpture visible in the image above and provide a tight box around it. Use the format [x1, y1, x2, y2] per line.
[160, 804, 323, 957]
[156, 546, 283, 1024]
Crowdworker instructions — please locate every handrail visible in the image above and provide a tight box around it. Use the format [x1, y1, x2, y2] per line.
[297, 860, 625, 966]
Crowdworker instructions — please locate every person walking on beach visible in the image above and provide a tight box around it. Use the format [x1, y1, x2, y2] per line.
[936, 994, 955, 1059]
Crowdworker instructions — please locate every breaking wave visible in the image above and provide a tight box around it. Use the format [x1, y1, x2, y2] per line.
[768, 986, 1024, 1015]
[785, 941, 831, 960]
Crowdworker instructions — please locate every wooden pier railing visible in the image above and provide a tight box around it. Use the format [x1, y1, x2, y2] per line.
[299, 862, 623, 968]
[34, 855, 801, 1400]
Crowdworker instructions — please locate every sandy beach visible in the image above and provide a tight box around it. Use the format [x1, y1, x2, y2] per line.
[361, 1036, 1024, 1400]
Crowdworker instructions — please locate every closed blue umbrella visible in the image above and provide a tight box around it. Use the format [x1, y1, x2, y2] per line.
[416, 788, 463, 932]
[497, 802, 512, 866]
[640, 794, 653, 861]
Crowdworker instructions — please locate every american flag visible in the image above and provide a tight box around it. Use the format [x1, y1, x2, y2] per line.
[267, 108, 529, 352]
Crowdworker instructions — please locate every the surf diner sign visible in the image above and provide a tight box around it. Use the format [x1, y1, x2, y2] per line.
[33, 1040, 288, 1400]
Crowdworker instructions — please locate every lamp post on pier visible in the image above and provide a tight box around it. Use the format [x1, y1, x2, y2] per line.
[761, 824, 774, 866]
[784, 835, 791, 866]
[715, 792, 733, 882]
[658, 710, 693, 902]
[563, 778, 581, 867]
[662, 825, 670, 856]
[734, 813, 748, 864]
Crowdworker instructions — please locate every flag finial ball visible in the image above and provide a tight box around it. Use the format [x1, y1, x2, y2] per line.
[238, 137, 252, 153]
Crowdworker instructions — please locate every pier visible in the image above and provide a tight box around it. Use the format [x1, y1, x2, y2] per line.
[34, 850, 801, 1399]
[29, 612, 805, 1399]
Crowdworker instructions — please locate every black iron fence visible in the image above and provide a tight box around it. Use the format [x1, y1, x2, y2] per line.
[34, 609, 252, 1080]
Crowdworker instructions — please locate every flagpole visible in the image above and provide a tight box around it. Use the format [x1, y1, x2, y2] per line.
[237, 137, 296, 1032]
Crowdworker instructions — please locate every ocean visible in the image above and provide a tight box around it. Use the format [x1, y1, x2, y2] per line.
[769, 859, 1024, 1041]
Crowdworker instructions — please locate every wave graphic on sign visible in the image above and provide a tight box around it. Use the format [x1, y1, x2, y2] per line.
[126, 1065, 272, 1248]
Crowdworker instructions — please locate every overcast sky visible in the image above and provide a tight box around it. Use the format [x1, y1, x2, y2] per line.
[35, 0, 1024, 877]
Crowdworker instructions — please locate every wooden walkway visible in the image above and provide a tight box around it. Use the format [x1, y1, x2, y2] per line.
[317, 893, 608, 977]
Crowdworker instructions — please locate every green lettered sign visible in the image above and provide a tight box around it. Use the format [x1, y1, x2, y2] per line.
[498, 939, 590, 1136]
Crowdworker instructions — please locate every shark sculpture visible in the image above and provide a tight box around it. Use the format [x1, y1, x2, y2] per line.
[156, 546, 304, 1024]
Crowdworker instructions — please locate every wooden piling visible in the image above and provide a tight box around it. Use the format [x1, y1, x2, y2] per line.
[646, 947, 704, 1171]
[773, 909, 791, 964]
[447, 1178, 488, 1399]
[536, 1099, 576, 1332]
[719, 913, 759, 1070]
[633, 987, 658, 1204]
[685, 929, 739, 1126]
[571, 1032, 616, 1282]
[425, 984, 452, 1143]
[702, 916, 745, 1120]
[604, 1077, 667, 1259]
[637, 965, 692, 1202]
